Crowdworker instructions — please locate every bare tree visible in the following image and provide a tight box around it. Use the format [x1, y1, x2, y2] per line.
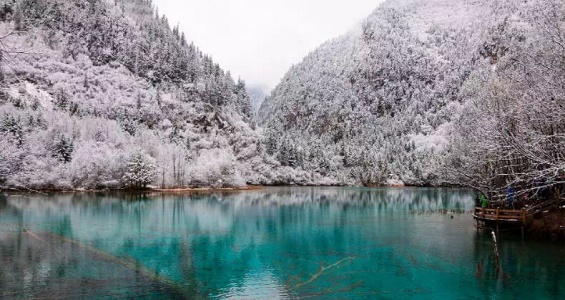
[447, 0, 565, 203]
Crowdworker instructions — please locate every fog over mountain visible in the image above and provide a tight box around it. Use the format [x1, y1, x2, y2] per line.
[247, 85, 268, 115]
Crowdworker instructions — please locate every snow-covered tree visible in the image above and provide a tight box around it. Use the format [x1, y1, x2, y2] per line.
[54, 134, 74, 163]
[0, 132, 24, 185]
[446, 0, 565, 198]
[122, 150, 156, 189]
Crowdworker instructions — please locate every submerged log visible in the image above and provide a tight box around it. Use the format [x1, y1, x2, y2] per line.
[23, 230, 197, 298]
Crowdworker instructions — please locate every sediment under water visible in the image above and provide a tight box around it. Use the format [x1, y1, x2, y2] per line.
[0, 187, 563, 299]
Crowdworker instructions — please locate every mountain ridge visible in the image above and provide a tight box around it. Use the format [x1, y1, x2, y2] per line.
[259, 0, 556, 187]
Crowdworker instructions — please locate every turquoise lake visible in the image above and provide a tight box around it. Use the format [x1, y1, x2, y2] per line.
[0, 187, 563, 299]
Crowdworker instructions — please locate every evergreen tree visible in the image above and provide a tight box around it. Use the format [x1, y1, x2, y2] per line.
[122, 150, 156, 189]
[1, 115, 24, 146]
[54, 134, 74, 163]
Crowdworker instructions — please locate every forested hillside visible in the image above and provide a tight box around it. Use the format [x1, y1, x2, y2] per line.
[259, 0, 564, 193]
[0, 0, 562, 194]
[0, 0, 281, 190]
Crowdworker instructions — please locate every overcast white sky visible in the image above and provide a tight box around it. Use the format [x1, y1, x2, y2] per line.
[152, 0, 384, 92]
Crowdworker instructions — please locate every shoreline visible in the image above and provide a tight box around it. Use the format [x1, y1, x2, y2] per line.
[528, 210, 565, 242]
[149, 185, 264, 194]
[0, 185, 265, 195]
[0, 184, 469, 195]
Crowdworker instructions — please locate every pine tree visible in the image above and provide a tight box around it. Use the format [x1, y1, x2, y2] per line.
[265, 133, 277, 156]
[1, 115, 24, 146]
[180, 32, 187, 47]
[54, 89, 69, 110]
[234, 79, 253, 120]
[122, 150, 156, 189]
[54, 134, 74, 163]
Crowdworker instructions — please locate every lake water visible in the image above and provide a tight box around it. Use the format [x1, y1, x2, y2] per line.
[0, 187, 563, 299]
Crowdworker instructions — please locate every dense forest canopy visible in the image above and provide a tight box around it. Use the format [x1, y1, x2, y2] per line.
[259, 0, 564, 198]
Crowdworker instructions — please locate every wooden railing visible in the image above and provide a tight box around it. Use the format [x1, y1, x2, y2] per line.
[474, 207, 527, 224]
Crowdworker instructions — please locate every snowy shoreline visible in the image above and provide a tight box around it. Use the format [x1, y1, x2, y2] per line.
[0, 185, 263, 195]
[1, 183, 464, 195]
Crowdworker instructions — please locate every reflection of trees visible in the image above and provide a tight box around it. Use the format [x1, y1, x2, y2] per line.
[0, 194, 7, 210]
[178, 188, 474, 297]
[15, 188, 565, 298]
[54, 216, 72, 237]
[472, 231, 564, 299]
[179, 238, 198, 294]
[1, 188, 476, 298]
[205, 187, 474, 213]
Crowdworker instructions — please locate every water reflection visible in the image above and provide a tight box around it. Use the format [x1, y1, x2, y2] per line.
[0, 193, 7, 210]
[0, 187, 563, 299]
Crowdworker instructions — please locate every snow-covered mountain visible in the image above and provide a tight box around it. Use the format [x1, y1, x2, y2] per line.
[1, 0, 562, 191]
[259, 0, 544, 186]
[0, 0, 277, 189]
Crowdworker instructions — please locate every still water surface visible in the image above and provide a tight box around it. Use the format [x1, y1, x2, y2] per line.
[0, 187, 563, 299]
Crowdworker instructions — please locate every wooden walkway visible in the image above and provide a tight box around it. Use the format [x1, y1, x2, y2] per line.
[473, 207, 527, 224]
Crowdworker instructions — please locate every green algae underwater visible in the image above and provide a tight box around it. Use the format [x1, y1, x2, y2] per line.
[0, 187, 563, 299]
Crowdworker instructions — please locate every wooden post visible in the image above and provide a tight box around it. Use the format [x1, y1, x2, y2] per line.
[492, 231, 501, 276]
[496, 208, 500, 221]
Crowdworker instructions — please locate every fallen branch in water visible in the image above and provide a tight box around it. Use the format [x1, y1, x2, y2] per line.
[23, 229, 63, 255]
[300, 280, 364, 299]
[290, 257, 355, 291]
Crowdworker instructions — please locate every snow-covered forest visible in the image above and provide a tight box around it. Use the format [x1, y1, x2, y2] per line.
[259, 0, 564, 195]
[0, 0, 563, 193]
[446, 0, 565, 199]
[0, 0, 290, 190]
